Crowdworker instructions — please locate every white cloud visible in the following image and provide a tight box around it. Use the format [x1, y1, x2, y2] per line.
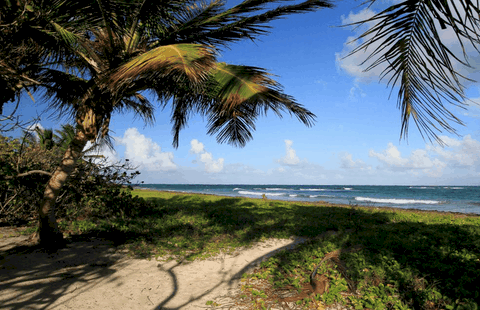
[369, 136, 480, 178]
[79, 130, 479, 185]
[190, 139, 224, 173]
[340, 153, 370, 170]
[427, 135, 480, 167]
[200, 152, 224, 173]
[369, 143, 447, 174]
[348, 83, 366, 100]
[26, 122, 44, 132]
[24, 122, 44, 141]
[82, 141, 121, 167]
[336, 8, 382, 85]
[278, 140, 301, 166]
[190, 139, 205, 154]
[369, 143, 409, 167]
[116, 128, 176, 171]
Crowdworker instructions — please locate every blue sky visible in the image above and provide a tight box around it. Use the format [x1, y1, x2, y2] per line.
[6, 0, 480, 185]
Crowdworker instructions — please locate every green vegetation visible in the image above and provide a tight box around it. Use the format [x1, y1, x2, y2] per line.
[0, 133, 140, 225]
[48, 189, 480, 309]
[2, 0, 479, 251]
[1, 0, 326, 248]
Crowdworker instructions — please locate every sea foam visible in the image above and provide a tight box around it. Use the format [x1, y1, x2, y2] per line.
[355, 197, 441, 205]
[238, 191, 284, 196]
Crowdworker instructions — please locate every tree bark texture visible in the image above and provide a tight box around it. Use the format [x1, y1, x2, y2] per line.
[36, 129, 89, 247]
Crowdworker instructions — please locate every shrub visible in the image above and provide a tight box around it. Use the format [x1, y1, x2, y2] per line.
[0, 133, 147, 225]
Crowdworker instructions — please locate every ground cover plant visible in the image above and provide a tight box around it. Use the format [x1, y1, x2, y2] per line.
[54, 189, 480, 309]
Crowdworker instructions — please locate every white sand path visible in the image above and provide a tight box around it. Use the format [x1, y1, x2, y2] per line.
[0, 234, 309, 310]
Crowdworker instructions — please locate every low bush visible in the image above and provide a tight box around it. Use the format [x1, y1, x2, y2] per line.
[0, 133, 149, 225]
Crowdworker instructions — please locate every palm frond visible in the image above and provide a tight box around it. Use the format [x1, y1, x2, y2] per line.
[40, 69, 90, 120]
[35, 1, 104, 64]
[170, 90, 206, 148]
[113, 93, 155, 126]
[110, 43, 217, 87]
[204, 63, 315, 147]
[124, 0, 187, 52]
[54, 123, 76, 151]
[349, 0, 480, 144]
[210, 0, 334, 44]
[159, 0, 334, 47]
[49, 21, 80, 48]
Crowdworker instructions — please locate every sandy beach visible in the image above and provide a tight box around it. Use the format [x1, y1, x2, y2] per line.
[0, 227, 310, 310]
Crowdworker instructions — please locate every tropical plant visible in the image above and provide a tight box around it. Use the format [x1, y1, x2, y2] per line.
[0, 0, 104, 136]
[4, 0, 334, 248]
[54, 124, 76, 152]
[20, 124, 78, 152]
[349, 0, 480, 144]
[36, 127, 56, 150]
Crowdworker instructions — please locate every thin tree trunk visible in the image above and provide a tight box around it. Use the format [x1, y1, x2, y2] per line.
[36, 129, 89, 248]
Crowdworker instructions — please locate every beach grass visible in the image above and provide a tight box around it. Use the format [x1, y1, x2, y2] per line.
[58, 189, 480, 309]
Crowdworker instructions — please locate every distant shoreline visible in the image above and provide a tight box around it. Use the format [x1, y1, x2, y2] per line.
[132, 187, 480, 218]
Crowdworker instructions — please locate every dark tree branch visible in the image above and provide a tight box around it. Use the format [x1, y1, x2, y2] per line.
[4, 170, 53, 180]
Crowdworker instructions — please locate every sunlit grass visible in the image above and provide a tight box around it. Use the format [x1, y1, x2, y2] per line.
[59, 189, 480, 309]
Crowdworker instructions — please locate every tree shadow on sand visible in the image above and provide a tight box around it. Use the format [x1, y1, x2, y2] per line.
[152, 236, 311, 310]
[0, 234, 128, 310]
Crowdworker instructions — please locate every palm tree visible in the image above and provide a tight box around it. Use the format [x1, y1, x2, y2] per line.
[21, 124, 76, 151]
[21, 126, 56, 150]
[349, 0, 480, 144]
[54, 124, 76, 152]
[0, 0, 101, 118]
[36, 128, 56, 150]
[0, 0, 40, 113]
[28, 0, 334, 247]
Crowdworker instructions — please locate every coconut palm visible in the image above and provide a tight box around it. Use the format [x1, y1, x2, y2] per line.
[21, 124, 77, 151]
[54, 124, 76, 152]
[0, 0, 101, 117]
[21, 126, 56, 149]
[0, 0, 40, 113]
[37, 128, 56, 150]
[28, 0, 334, 247]
[349, 0, 480, 144]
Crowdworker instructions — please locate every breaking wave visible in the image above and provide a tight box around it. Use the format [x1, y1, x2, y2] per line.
[238, 191, 285, 196]
[355, 197, 442, 205]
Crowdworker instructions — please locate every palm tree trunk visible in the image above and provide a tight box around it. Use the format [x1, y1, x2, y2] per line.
[36, 129, 88, 247]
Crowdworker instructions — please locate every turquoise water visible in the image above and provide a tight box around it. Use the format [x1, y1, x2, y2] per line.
[136, 184, 480, 214]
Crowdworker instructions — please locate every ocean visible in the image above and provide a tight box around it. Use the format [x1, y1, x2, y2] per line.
[135, 184, 480, 215]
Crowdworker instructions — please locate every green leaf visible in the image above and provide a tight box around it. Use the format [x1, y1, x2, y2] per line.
[111, 44, 217, 85]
